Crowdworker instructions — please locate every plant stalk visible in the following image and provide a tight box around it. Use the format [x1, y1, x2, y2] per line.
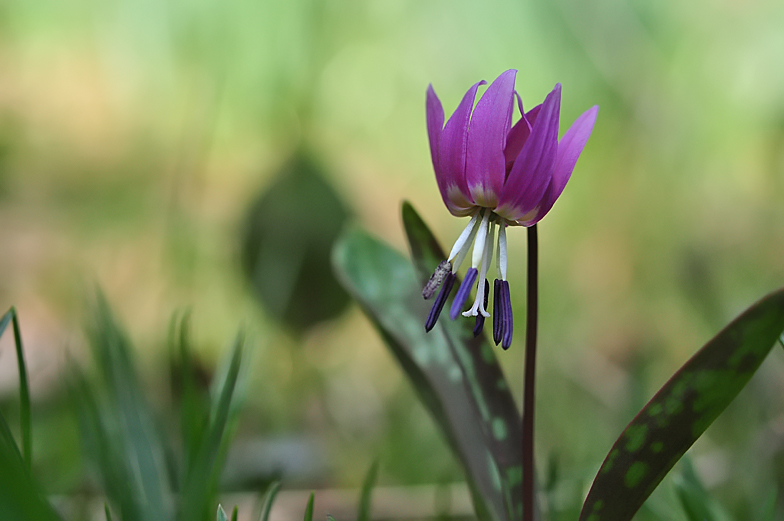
[522, 224, 538, 521]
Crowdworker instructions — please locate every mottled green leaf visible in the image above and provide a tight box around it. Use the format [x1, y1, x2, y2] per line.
[580, 288, 784, 521]
[332, 202, 523, 521]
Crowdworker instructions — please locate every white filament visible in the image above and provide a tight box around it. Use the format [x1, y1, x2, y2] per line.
[470, 211, 491, 268]
[447, 212, 479, 262]
[463, 220, 495, 318]
[498, 224, 508, 281]
[449, 212, 482, 273]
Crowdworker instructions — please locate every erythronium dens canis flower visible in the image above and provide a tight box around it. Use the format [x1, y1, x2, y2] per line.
[422, 69, 598, 348]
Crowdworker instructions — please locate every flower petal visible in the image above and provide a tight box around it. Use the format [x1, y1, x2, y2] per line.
[437, 80, 486, 216]
[426, 84, 444, 176]
[523, 104, 598, 225]
[465, 70, 517, 208]
[496, 84, 561, 222]
[502, 94, 534, 170]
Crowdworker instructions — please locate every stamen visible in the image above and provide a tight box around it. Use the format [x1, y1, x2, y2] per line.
[473, 279, 490, 337]
[498, 223, 508, 281]
[450, 212, 483, 273]
[425, 272, 456, 332]
[423, 260, 452, 300]
[470, 211, 491, 268]
[450, 268, 478, 320]
[447, 212, 479, 261]
[463, 218, 495, 318]
[500, 280, 514, 349]
[492, 279, 502, 345]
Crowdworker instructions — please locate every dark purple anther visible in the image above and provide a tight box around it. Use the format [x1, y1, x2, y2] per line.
[473, 279, 490, 337]
[492, 279, 502, 345]
[500, 280, 514, 349]
[450, 268, 478, 320]
[425, 272, 456, 332]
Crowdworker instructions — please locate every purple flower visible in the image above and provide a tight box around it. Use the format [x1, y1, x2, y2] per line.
[422, 70, 598, 348]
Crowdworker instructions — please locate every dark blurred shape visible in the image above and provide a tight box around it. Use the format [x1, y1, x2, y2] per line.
[241, 153, 351, 331]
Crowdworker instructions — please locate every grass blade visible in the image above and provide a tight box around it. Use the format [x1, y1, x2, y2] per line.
[579, 288, 784, 521]
[357, 459, 379, 521]
[258, 481, 282, 521]
[217, 505, 228, 521]
[76, 294, 173, 521]
[180, 333, 244, 521]
[303, 493, 314, 521]
[0, 308, 32, 471]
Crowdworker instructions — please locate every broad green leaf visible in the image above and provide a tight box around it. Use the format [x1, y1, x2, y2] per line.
[0, 307, 32, 471]
[303, 493, 315, 521]
[258, 482, 281, 521]
[357, 459, 378, 521]
[332, 202, 523, 521]
[403, 203, 524, 518]
[579, 288, 784, 521]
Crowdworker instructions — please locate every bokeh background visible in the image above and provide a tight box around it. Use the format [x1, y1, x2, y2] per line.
[1, 0, 784, 518]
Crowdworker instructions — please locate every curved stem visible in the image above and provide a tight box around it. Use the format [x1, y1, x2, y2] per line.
[522, 224, 538, 521]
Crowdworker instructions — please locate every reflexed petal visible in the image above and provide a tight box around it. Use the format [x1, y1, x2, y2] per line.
[523, 104, 598, 225]
[465, 70, 517, 208]
[496, 84, 561, 222]
[437, 80, 485, 216]
[426, 85, 444, 175]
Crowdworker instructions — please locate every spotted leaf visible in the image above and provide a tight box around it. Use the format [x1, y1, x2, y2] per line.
[580, 288, 784, 521]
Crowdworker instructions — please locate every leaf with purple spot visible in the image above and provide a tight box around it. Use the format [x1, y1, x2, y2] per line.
[580, 288, 784, 521]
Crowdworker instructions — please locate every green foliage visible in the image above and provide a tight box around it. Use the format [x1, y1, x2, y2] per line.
[579, 288, 784, 521]
[0, 308, 59, 520]
[240, 152, 351, 332]
[357, 459, 379, 521]
[673, 459, 733, 521]
[332, 202, 523, 521]
[0, 307, 31, 471]
[258, 482, 282, 521]
[73, 294, 244, 521]
[303, 493, 315, 521]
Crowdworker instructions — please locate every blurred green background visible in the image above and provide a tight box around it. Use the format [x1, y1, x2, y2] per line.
[1, 0, 784, 517]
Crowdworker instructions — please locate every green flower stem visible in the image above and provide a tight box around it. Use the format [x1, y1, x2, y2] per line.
[523, 224, 538, 521]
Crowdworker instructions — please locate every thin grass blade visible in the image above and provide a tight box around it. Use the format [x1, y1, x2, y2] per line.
[180, 333, 244, 521]
[258, 481, 282, 521]
[217, 505, 228, 521]
[0, 308, 32, 471]
[357, 459, 379, 521]
[303, 493, 315, 521]
[579, 288, 784, 521]
[0, 405, 58, 520]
